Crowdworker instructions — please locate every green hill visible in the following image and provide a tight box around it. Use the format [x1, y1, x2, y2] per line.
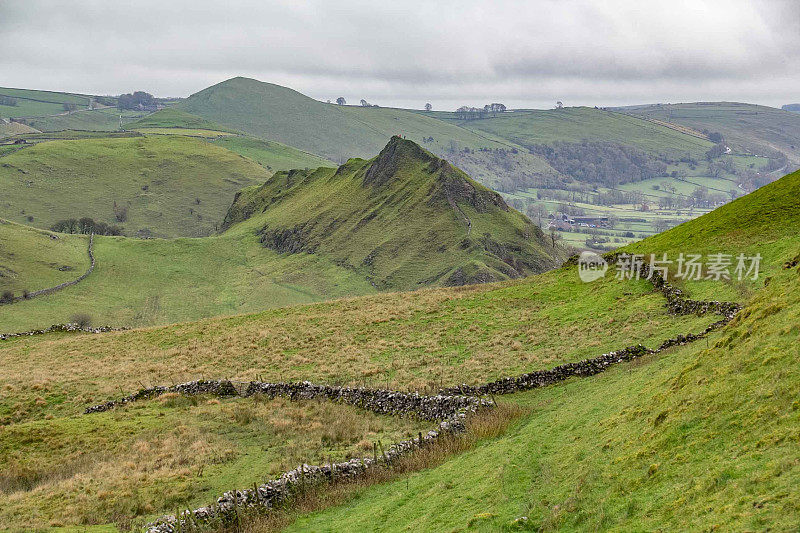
[127, 108, 237, 132]
[178, 77, 516, 163]
[439, 106, 715, 157]
[617, 102, 800, 166]
[223, 137, 564, 289]
[1, 138, 561, 330]
[0, 135, 272, 238]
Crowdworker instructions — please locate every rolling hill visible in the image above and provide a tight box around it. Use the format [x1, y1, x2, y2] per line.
[0, 134, 272, 238]
[431, 106, 716, 158]
[178, 77, 515, 163]
[617, 102, 800, 166]
[1, 137, 563, 331]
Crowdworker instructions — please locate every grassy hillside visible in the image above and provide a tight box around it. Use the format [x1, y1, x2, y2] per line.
[0, 135, 272, 237]
[212, 135, 333, 171]
[280, 168, 800, 532]
[0, 120, 38, 138]
[0, 219, 375, 332]
[617, 102, 800, 165]
[0, 220, 90, 294]
[127, 108, 238, 132]
[0, 138, 559, 331]
[440, 107, 714, 157]
[177, 77, 523, 161]
[21, 108, 146, 132]
[223, 137, 564, 289]
[1, 170, 798, 530]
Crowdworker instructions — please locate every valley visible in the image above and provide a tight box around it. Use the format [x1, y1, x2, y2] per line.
[1, 73, 799, 533]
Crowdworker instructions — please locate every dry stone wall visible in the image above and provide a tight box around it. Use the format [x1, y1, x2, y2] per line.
[0, 322, 124, 341]
[1, 233, 95, 306]
[77, 254, 741, 532]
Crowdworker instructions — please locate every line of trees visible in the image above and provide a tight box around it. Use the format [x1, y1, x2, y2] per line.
[0, 95, 18, 107]
[51, 217, 122, 236]
[455, 103, 507, 120]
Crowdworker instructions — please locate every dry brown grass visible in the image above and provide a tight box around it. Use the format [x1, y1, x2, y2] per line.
[201, 403, 526, 533]
[0, 271, 715, 426]
[0, 397, 428, 530]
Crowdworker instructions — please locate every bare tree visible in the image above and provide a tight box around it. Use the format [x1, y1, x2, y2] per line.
[549, 227, 562, 248]
[336, 97, 346, 105]
[425, 103, 432, 112]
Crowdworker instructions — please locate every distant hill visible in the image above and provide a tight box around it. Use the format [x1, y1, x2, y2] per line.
[177, 77, 514, 162]
[223, 137, 564, 289]
[782, 103, 800, 113]
[431, 106, 715, 158]
[616, 102, 800, 166]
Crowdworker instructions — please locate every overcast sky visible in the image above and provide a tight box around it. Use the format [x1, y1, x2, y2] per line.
[1, 0, 798, 110]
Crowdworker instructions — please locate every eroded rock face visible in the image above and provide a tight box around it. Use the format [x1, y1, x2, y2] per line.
[257, 224, 315, 254]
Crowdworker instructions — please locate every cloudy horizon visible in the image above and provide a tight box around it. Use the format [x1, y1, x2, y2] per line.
[1, 0, 798, 111]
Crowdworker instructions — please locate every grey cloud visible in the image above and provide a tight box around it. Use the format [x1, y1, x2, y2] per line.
[0, 0, 797, 109]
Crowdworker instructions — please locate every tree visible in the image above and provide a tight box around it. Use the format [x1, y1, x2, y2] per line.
[117, 91, 155, 110]
[0, 95, 18, 106]
[62, 102, 77, 113]
[424, 103, 432, 112]
[549, 227, 562, 248]
[556, 101, 564, 109]
[336, 97, 346, 105]
[360, 99, 370, 107]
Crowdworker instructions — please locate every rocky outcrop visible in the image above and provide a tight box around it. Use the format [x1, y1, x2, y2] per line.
[0, 322, 124, 341]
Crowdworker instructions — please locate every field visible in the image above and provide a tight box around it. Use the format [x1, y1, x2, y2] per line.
[617, 102, 800, 165]
[279, 168, 800, 533]
[0, 87, 95, 119]
[0, 135, 272, 238]
[133, 127, 236, 137]
[0, 220, 90, 294]
[0, 392, 427, 530]
[433, 107, 715, 157]
[211, 136, 333, 171]
[0, 221, 374, 332]
[0, 121, 39, 139]
[21, 108, 146, 132]
[126, 108, 237, 132]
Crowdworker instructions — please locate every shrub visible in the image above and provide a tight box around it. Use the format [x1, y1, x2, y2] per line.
[113, 202, 128, 223]
[70, 313, 93, 328]
[1, 291, 14, 304]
